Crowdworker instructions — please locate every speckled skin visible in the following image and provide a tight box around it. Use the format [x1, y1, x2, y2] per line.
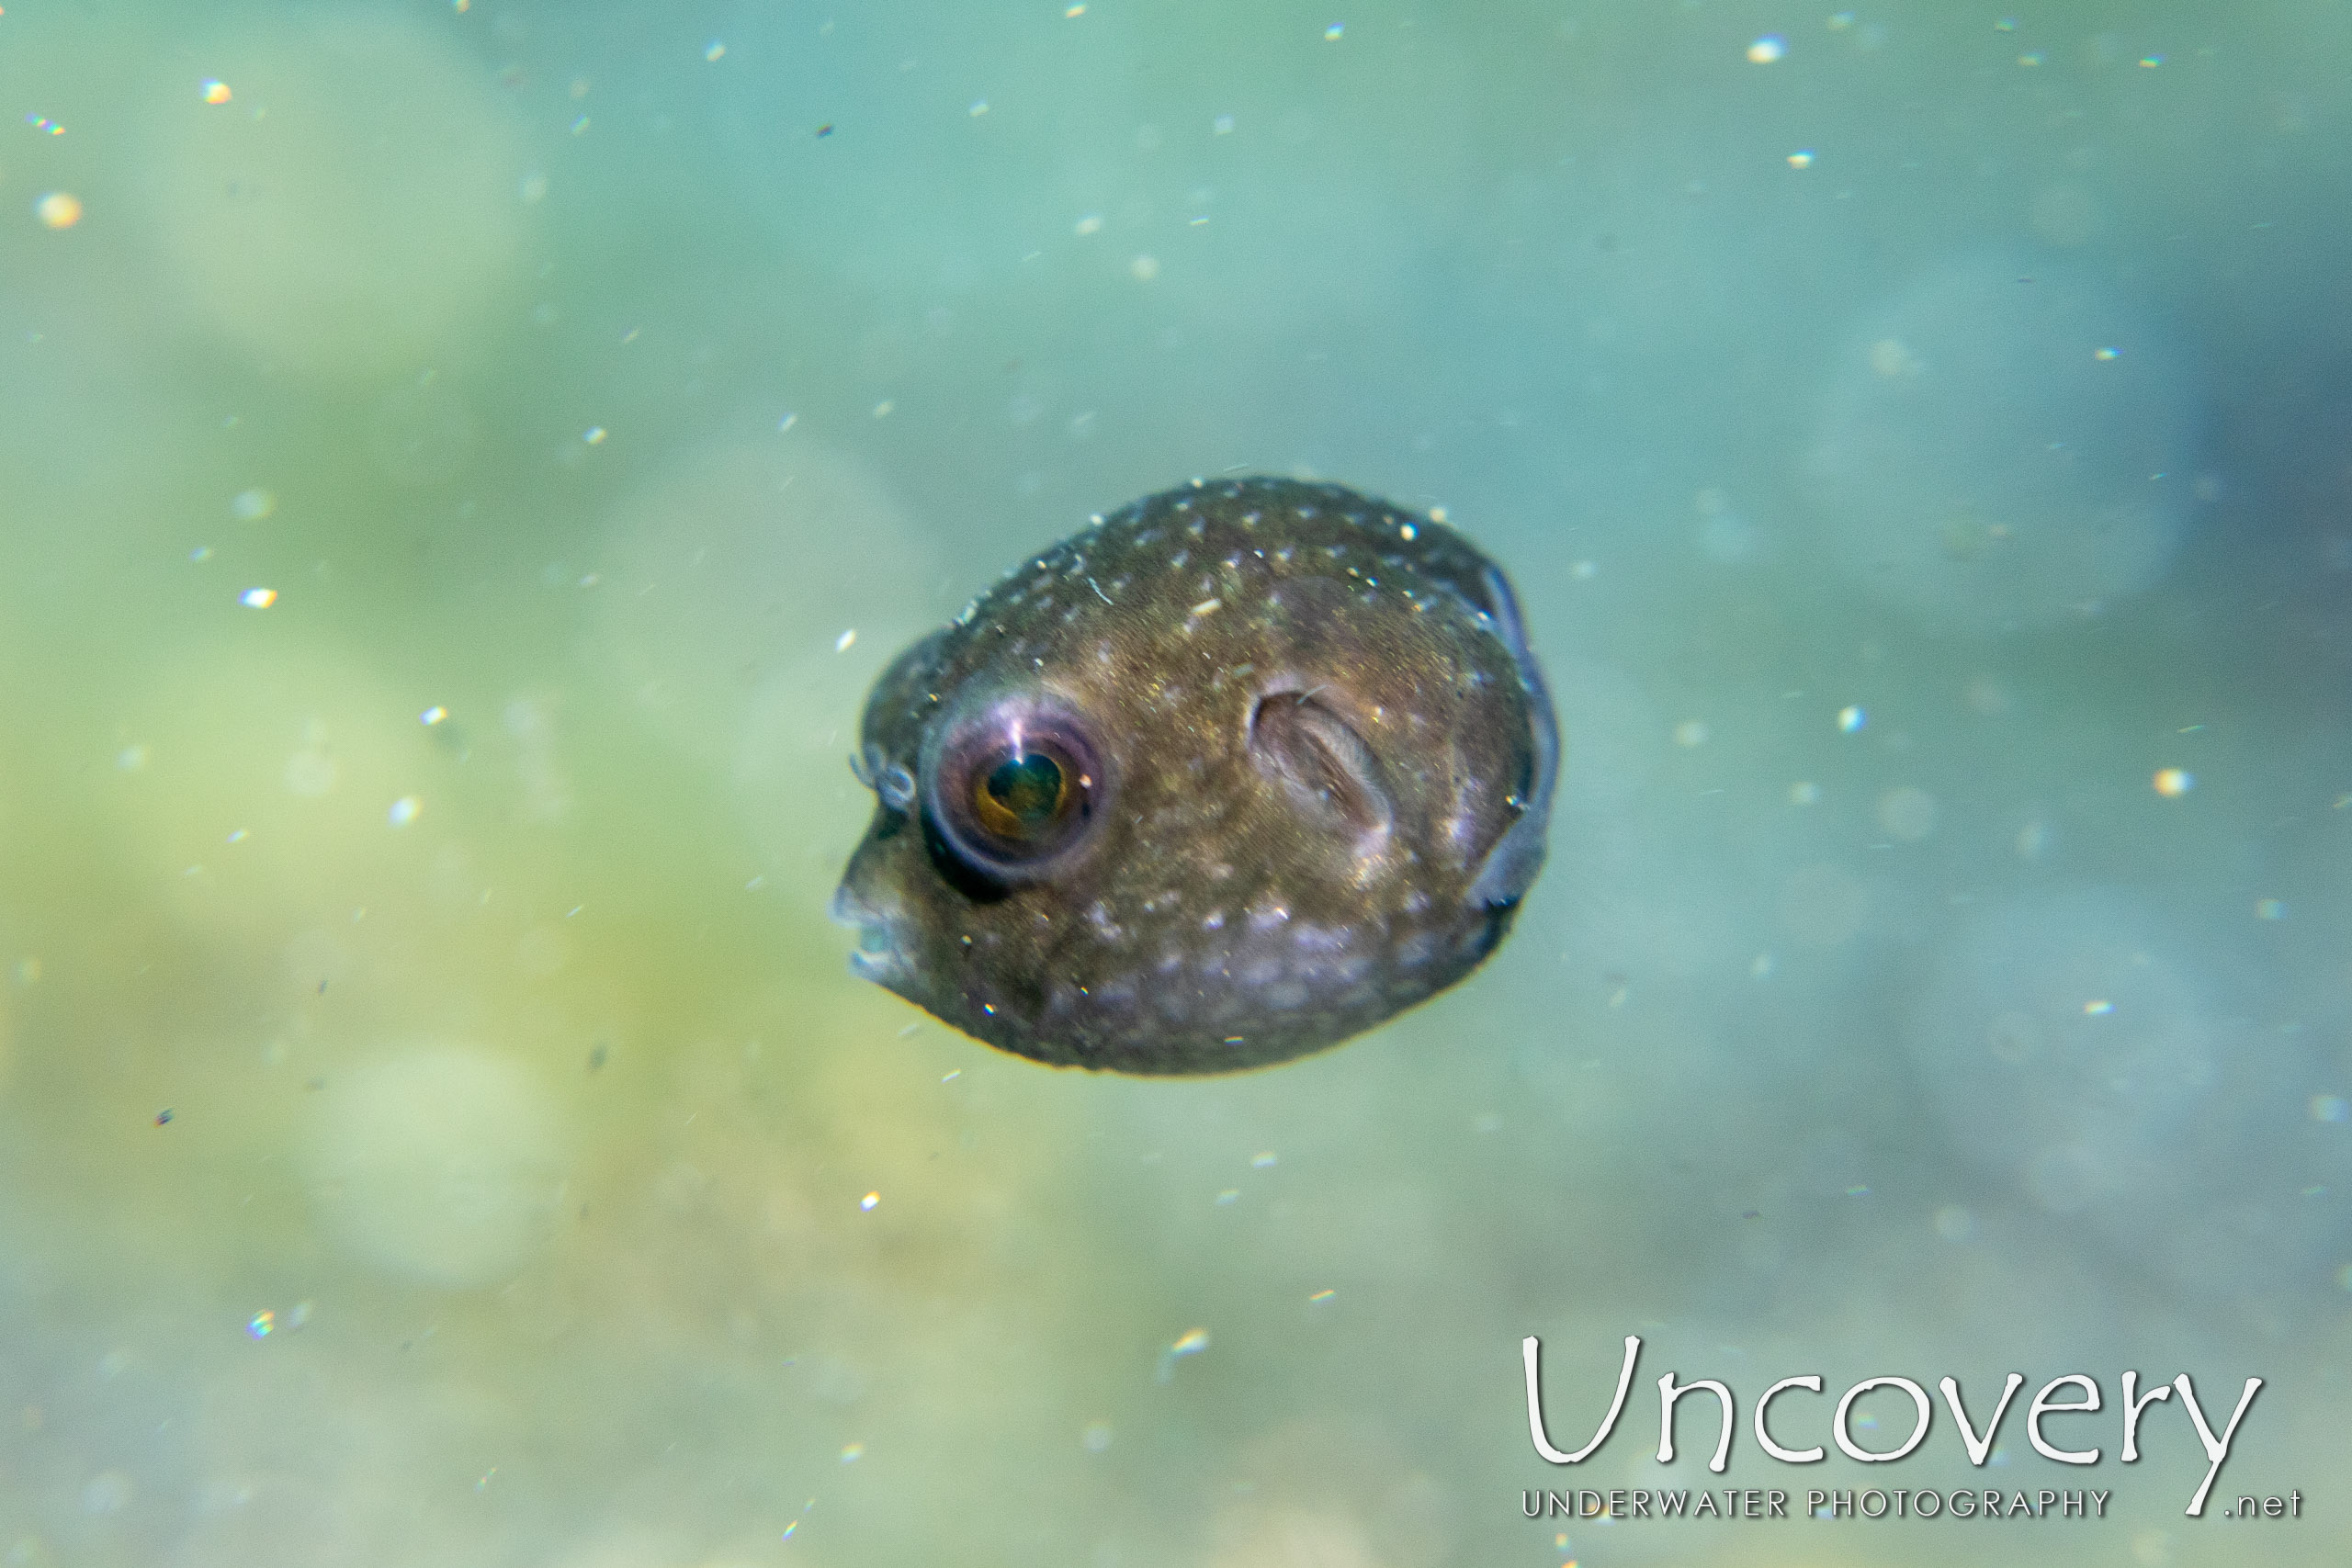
[831, 477, 1556, 1075]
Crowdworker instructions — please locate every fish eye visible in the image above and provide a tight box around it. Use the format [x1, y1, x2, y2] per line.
[922, 701, 1109, 881]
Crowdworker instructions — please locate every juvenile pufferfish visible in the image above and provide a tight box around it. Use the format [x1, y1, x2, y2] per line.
[831, 476, 1557, 1075]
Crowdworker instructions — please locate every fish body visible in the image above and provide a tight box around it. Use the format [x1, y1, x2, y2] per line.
[831, 476, 1555, 1075]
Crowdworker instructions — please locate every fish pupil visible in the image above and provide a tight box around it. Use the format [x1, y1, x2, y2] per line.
[982, 752, 1065, 832]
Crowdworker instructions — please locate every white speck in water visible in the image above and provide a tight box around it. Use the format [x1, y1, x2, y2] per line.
[1156, 1327, 1210, 1382]
[1838, 705, 1866, 733]
[1748, 35, 1786, 62]
[705, 39, 726, 62]
[389, 795, 422, 827]
[835, 628, 857, 652]
[859, 1190, 879, 1211]
[240, 587, 277, 608]
[1081, 1421, 1113, 1451]
[230, 487, 277, 521]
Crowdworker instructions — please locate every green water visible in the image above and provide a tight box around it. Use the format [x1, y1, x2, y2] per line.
[1, 2, 2347, 1563]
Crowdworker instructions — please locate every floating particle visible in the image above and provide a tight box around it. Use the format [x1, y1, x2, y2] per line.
[815, 123, 833, 138]
[1065, 5, 1085, 16]
[1995, 17, 2017, 30]
[202, 79, 232, 105]
[1214, 1189, 1239, 1205]
[2312, 1096, 2348, 1123]
[2019, 51, 2043, 65]
[25, 115, 62, 135]
[968, 99, 989, 117]
[2095, 346, 2120, 361]
[388, 795, 422, 827]
[834, 628, 856, 652]
[2256, 898, 2286, 921]
[1828, 11, 1854, 27]
[940, 1068, 960, 1081]
[118, 744, 150, 771]
[705, 39, 726, 62]
[1747, 35, 1786, 63]
[838, 1442, 864, 1463]
[239, 587, 277, 608]
[1787, 150, 1815, 169]
[1081, 1421, 1113, 1451]
[1838, 704, 1865, 733]
[1570, 559, 1597, 580]
[1750, 953, 1775, 978]
[1250, 1151, 1277, 1168]
[154, 1109, 174, 1126]
[1325, 24, 1344, 41]
[1130, 254, 1160, 282]
[583, 426, 606, 445]
[2139, 54, 2164, 68]
[34, 191, 81, 229]
[190, 546, 214, 562]
[231, 487, 276, 521]
[871, 400, 894, 419]
[2152, 766, 2193, 796]
[1075, 213, 1103, 236]
[246, 1310, 274, 1339]
[1307, 1288, 1335, 1303]
[1846, 1184, 1871, 1198]
[420, 705, 448, 726]
[1790, 781, 1820, 806]
[2084, 998, 2115, 1016]
[226, 829, 247, 843]
[1214, 114, 1235, 134]
[288, 1301, 312, 1330]
[1156, 1326, 1211, 1382]
[569, 115, 589, 136]
[858, 1190, 879, 1211]
[1673, 719, 1708, 747]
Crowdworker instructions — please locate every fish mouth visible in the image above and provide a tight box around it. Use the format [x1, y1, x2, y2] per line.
[829, 883, 904, 982]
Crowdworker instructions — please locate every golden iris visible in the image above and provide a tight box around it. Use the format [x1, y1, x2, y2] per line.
[974, 751, 1068, 840]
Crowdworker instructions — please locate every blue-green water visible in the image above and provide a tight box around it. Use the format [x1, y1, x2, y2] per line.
[1, 2, 2347, 1563]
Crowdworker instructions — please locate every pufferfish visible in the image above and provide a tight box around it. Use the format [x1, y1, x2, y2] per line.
[831, 476, 1556, 1075]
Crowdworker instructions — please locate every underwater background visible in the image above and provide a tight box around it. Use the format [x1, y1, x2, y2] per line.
[0, 0, 2347, 1563]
